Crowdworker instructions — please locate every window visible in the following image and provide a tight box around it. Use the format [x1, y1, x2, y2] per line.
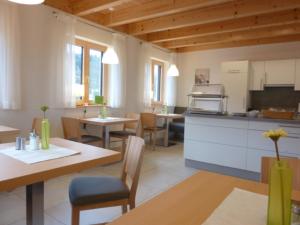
[151, 60, 164, 103]
[73, 39, 107, 105]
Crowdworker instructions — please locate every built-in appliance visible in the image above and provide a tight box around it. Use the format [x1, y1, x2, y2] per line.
[187, 84, 227, 114]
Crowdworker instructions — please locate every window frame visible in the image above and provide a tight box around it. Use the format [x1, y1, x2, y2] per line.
[74, 39, 107, 105]
[151, 59, 164, 104]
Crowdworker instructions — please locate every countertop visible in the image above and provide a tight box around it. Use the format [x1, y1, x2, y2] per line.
[185, 112, 300, 125]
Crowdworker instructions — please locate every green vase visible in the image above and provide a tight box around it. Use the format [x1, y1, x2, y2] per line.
[41, 119, 50, 149]
[267, 160, 292, 225]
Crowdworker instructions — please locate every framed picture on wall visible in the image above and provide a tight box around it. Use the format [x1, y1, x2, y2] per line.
[195, 68, 210, 85]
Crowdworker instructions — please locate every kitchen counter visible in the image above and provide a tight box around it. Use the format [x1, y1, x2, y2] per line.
[184, 114, 300, 181]
[185, 112, 300, 125]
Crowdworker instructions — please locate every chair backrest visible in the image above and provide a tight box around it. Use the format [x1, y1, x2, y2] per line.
[124, 112, 140, 130]
[121, 136, 145, 201]
[261, 156, 300, 191]
[61, 117, 81, 140]
[140, 113, 156, 129]
[32, 117, 43, 136]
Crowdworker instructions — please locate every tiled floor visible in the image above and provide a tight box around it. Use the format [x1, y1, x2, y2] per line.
[0, 143, 197, 225]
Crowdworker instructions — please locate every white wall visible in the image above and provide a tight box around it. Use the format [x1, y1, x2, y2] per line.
[177, 42, 300, 107]
[0, 4, 170, 137]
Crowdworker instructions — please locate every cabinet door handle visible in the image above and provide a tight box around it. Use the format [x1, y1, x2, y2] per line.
[265, 72, 267, 83]
[228, 69, 241, 73]
[286, 135, 300, 139]
[260, 78, 264, 90]
[243, 97, 246, 110]
[279, 124, 300, 129]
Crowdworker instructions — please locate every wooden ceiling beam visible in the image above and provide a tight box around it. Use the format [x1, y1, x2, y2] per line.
[122, 0, 300, 35]
[72, 0, 128, 16]
[162, 23, 300, 49]
[100, 0, 232, 27]
[145, 9, 300, 43]
[176, 34, 300, 53]
[44, 0, 73, 13]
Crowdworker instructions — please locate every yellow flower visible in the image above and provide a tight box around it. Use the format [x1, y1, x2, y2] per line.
[263, 128, 288, 141]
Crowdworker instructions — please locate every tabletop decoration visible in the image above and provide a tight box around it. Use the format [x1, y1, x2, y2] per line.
[40, 105, 50, 150]
[263, 128, 292, 225]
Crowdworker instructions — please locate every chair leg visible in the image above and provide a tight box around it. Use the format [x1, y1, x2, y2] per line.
[149, 132, 153, 146]
[122, 204, 128, 214]
[129, 202, 135, 210]
[152, 131, 156, 150]
[121, 139, 126, 160]
[71, 206, 80, 225]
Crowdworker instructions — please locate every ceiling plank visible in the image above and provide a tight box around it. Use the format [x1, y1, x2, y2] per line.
[72, 0, 128, 16]
[162, 23, 300, 48]
[122, 0, 300, 35]
[145, 9, 300, 43]
[44, 0, 73, 13]
[100, 0, 232, 27]
[176, 34, 300, 53]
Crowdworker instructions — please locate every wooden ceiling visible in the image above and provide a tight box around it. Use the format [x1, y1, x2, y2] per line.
[44, 0, 300, 53]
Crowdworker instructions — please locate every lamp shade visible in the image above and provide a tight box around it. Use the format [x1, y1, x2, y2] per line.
[8, 0, 45, 4]
[102, 47, 119, 64]
[167, 64, 179, 77]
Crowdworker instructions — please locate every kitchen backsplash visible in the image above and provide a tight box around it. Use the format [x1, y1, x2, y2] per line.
[250, 87, 300, 110]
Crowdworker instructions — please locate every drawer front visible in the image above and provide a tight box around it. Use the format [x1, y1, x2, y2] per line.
[184, 140, 247, 170]
[186, 123, 247, 147]
[246, 148, 298, 172]
[248, 130, 300, 155]
[185, 116, 248, 129]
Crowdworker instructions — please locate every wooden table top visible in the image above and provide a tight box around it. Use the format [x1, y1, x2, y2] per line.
[0, 125, 20, 136]
[80, 117, 139, 126]
[108, 171, 300, 225]
[0, 138, 121, 191]
[156, 113, 184, 119]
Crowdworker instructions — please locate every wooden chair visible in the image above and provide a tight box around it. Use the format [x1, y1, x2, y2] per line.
[32, 117, 43, 136]
[69, 136, 145, 225]
[261, 156, 300, 191]
[110, 112, 140, 158]
[140, 112, 165, 150]
[61, 117, 102, 146]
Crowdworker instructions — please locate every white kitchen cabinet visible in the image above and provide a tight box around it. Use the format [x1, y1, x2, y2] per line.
[265, 59, 295, 86]
[295, 59, 300, 90]
[250, 61, 265, 91]
[221, 61, 249, 114]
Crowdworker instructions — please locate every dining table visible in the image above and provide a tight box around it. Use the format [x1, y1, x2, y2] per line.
[156, 113, 184, 147]
[79, 117, 139, 149]
[0, 125, 20, 143]
[107, 170, 300, 225]
[0, 138, 121, 225]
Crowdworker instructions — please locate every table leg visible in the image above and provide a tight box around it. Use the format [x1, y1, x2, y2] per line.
[102, 126, 110, 149]
[164, 118, 170, 147]
[26, 182, 44, 225]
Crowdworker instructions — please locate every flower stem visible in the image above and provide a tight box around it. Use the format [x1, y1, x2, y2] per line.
[274, 140, 280, 161]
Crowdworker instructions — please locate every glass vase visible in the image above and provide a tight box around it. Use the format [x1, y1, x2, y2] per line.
[267, 160, 292, 225]
[41, 118, 50, 150]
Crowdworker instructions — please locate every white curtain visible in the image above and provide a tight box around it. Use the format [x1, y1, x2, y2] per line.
[48, 15, 76, 108]
[107, 33, 127, 108]
[164, 53, 177, 106]
[138, 43, 151, 110]
[0, 1, 21, 110]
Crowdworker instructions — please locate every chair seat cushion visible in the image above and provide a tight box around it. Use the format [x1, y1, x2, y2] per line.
[69, 135, 101, 144]
[110, 130, 136, 137]
[69, 176, 129, 206]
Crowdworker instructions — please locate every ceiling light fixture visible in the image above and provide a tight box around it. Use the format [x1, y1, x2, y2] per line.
[102, 47, 119, 65]
[8, 0, 45, 4]
[167, 64, 180, 77]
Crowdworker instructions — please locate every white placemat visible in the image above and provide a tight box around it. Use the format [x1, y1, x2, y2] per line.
[0, 144, 80, 164]
[202, 188, 268, 225]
